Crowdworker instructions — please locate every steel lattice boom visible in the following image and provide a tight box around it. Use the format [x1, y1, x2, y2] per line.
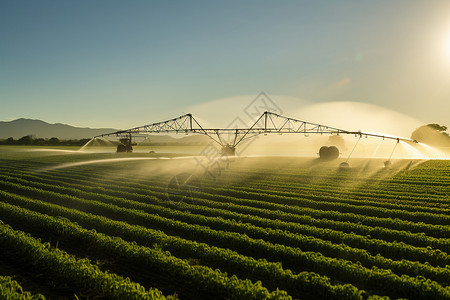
[95, 111, 417, 148]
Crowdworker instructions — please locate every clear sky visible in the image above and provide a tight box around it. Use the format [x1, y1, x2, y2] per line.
[1, 0, 450, 129]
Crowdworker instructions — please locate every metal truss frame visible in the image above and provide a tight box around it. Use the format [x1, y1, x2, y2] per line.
[95, 111, 417, 147]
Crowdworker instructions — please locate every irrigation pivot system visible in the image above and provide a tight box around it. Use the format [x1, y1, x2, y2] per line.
[94, 111, 418, 162]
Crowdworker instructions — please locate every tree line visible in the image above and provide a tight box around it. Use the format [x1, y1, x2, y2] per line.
[0, 136, 91, 146]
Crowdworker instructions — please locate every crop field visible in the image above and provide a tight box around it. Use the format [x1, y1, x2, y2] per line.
[0, 148, 449, 300]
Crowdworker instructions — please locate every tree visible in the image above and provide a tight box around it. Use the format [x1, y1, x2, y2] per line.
[17, 135, 33, 145]
[33, 138, 46, 145]
[47, 137, 60, 145]
[427, 123, 447, 132]
[427, 124, 449, 137]
[411, 123, 450, 146]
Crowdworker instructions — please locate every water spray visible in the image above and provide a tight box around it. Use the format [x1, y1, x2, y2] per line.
[416, 142, 448, 159]
[371, 139, 384, 158]
[78, 138, 94, 151]
[340, 135, 362, 168]
[384, 139, 400, 168]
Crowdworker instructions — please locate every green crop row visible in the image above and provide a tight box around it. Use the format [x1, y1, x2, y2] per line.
[7, 166, 447, 215]
[0, 185, 448, 299]
[206, 183, 449, 211]
[1, 174, 449, 267]
[0, 203, 291, 300]
[2, 187, 449, 288]
[37, 168, 449, 237]
[1, 172, 448, 259]
[195, 185, 450, 226]
[0, 197, 368, 300]
[30, 169, 450, 253]
[1, 172, 449, 243]
[19, 160, 450, 214]
[233, 177, 449, 201]
[0, 276, 45, 300]
[29, 165, 450, 209]
[0, 223, 174, 300]
[5, 160, 447, 210]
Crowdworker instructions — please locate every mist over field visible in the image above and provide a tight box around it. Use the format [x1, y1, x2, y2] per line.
[1, 1, 450, 299]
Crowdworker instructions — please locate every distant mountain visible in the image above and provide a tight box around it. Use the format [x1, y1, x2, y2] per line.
[0, 118, 212, 145]
[0, 118, 119, 139]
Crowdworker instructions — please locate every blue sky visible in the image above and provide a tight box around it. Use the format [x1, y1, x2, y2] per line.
[1, 1, 450, 129]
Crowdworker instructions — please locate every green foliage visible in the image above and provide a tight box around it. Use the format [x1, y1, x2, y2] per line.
[5, 137, 15, 145]
[0, 137, 91, 146]
[0, 276, 46, 300]
[0, 154, 449, 299]
[0, 223, 173, 300]
[47, 137, 60, 145]
[428, 124, 448, 132]
[16, 135, 33, 145]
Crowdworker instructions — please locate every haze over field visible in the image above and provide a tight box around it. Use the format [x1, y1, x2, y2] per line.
[2, 3, 450, 299]
[1, 1, 450, 131]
